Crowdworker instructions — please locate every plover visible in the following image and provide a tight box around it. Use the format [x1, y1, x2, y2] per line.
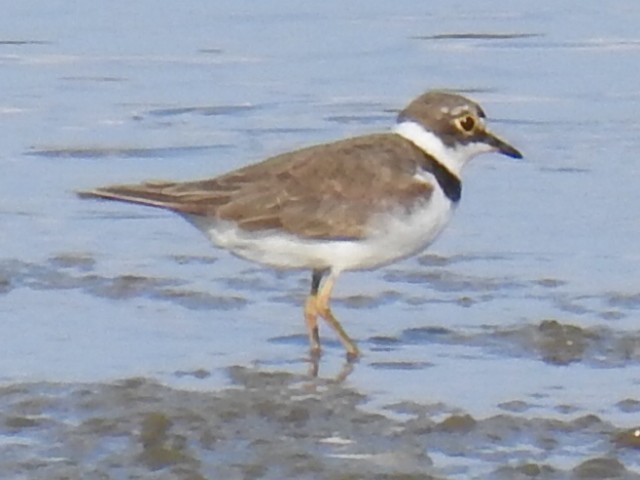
[79, 90, 522, 359]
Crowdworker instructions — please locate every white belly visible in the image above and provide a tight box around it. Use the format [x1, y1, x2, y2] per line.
[186, 185, 455, 274]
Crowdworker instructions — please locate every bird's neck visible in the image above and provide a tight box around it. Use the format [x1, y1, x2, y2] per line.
[392, 120, 471, 178]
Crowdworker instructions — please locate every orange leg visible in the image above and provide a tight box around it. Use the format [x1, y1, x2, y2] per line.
[303, 270, 324, 355]
[314, 271, 360, 359]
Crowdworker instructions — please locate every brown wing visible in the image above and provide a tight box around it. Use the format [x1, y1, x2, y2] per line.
[78, 133, 434, 240]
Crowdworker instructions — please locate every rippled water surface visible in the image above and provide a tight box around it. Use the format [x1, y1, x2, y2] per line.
[2, 1, 640, 478]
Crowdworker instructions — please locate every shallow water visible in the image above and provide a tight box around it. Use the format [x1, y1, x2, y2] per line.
[2, 1, 640, 478]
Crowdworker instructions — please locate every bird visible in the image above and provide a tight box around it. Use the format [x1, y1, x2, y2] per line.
[78, 90, 522, 359]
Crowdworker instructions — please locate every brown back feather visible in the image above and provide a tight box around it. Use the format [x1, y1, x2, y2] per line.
[79, 134, 434, 240]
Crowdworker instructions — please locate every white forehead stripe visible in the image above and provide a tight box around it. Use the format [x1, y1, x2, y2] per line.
[450, 105, 470, 116]
[392, 120, 492, 177]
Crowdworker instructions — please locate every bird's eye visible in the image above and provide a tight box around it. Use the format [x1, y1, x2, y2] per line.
[457, 115, 476, 133]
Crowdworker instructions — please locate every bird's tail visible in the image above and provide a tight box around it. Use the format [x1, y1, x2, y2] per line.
[77, 180, 196, 212]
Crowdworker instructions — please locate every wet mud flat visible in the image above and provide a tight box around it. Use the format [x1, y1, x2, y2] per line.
[1, 366, 639, 480]
[2, 255, 640, 478]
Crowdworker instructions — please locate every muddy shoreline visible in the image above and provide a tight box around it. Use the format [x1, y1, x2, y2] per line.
[2, 366, 639, 479]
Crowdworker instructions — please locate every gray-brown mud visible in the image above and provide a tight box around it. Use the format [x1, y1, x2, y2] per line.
[1, 367, 639, 480]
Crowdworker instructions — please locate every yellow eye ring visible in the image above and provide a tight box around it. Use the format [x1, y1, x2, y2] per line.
[456, 115, 476, 133]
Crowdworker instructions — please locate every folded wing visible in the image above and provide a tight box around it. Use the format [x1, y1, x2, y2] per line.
[79, 134, 435, 240]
